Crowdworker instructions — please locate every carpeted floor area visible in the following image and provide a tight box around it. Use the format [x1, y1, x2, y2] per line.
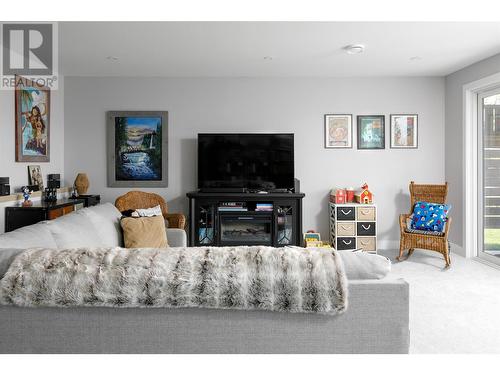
[379, 249, 500, 353]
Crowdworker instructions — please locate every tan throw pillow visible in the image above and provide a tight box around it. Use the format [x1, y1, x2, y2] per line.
[120, 216, 168, 248]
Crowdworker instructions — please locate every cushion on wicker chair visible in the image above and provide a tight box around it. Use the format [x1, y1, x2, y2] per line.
[410, 201, 451, 232]
[406, 217, 445, 236]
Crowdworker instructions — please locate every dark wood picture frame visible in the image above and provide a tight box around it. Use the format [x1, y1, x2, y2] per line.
[390, 114, 418, 149]
[357, 115, 385, 149]
[15, 75, 51, 162]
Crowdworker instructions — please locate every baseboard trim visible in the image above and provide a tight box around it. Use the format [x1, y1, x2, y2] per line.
[378, 240, 399, 250]
[449, 242, 465, 257]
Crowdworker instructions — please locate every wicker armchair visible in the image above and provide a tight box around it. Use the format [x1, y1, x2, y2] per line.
[115, 191, 186, 229]
[397, 181, 452, 267]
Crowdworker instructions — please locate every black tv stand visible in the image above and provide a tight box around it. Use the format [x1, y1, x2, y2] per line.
[186, 191, 305, 247]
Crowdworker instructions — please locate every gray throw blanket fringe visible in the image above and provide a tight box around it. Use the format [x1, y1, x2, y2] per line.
[0, 246, 348, 315]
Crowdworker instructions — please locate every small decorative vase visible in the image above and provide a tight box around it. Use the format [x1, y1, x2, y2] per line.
[74, 173, 89, 195]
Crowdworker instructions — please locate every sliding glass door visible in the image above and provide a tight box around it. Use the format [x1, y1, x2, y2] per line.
[479, 87, 500, 265]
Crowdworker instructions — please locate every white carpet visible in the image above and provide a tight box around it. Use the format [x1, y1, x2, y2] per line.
[379, 249, 500, 353]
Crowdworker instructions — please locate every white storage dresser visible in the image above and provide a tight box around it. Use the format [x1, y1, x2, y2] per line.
[329, 203, 377, 253]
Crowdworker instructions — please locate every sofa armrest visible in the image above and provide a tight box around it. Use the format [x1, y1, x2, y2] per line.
[166, 228, 187, 247]
[163, 213, 186, 229]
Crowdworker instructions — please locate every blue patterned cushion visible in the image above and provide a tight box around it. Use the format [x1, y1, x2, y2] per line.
[410, 201, 451, 232]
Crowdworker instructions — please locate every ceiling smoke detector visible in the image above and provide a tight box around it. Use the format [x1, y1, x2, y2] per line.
[343, 44, 365, 55]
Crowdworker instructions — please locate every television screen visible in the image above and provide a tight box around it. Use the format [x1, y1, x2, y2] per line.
[198, 133, 294, 191]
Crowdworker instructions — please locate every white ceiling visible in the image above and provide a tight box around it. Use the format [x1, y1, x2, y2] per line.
[60, 22, 500, 77]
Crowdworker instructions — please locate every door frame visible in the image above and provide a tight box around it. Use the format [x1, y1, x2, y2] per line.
[464, 71, 500, 261]
[478, 87, 500, 265]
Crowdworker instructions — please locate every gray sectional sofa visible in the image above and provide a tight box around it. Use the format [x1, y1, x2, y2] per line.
[0, 203, 409, 354]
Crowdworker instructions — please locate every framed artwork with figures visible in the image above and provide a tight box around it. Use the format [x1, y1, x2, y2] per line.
[324, 114, 352, 148]
[15, 76, 51, 162]
[390, 114, 418, 148]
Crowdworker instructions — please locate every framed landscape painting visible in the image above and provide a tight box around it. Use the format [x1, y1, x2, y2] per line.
[357, 115, 385, 149]
[107, 111, 168, 187]
[390, 114, 418, 148]
[324, 114, 352, 148]
[15, 76, 50, 162]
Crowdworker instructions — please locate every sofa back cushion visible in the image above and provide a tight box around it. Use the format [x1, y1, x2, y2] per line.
[46, 209, 105, 248]
[84, 203, 123, 247]
[0, 222, 57, 249]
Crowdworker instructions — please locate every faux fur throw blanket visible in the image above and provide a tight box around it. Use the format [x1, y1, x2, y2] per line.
[0, 246, 348, 315]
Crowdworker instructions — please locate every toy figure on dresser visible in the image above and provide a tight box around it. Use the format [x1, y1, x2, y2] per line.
[21, 186, 33, 207]
[355, 183, 373, 204]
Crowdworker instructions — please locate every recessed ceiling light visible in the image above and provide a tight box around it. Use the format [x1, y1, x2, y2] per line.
[263, 56, 273, 61]
[106, 56, 119, 61]
[343, 44, 365, 55]
[410, 56, 422, 61]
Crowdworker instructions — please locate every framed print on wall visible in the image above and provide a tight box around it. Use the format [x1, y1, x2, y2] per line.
[107, 111, 168, 187]
[324, 114, 353, 148]
[15, 75, 51, 162]
[390, 114, 418, 148]
[357, 115, 385, 149]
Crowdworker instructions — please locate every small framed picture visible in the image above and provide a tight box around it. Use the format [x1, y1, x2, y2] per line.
[357, 115, 385, 149]
[28, 165, 44, 191]
[324, 114, 352, 148]
[390, 114, 418, 148]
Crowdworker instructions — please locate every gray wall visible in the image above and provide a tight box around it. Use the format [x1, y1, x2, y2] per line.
[64, 77, 445, 247]
[445, 52, 500, 252]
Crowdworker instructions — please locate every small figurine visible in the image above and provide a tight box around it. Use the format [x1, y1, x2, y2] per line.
[355, 182, 373, 204]
[21, 186, 33, 207]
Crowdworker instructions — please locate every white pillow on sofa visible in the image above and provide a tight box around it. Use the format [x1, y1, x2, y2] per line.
[46, 209, 105, 248]
[338, 250, 391, 280]
[83, 203, 123, 247]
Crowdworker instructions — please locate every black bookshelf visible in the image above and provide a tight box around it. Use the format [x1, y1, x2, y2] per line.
[186, 191, 305, 247]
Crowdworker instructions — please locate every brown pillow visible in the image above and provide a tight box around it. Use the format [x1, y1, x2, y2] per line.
[120, 215, 168, 248]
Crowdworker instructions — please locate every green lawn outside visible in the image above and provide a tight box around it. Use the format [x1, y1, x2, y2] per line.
[484, 228, 500, 251]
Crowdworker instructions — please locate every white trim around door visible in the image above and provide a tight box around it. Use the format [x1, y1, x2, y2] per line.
[463, 71, 500, 261]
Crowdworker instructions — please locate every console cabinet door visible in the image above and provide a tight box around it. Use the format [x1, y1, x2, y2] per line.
[193, 201, 217, 246]
[275, 200, 299, 246]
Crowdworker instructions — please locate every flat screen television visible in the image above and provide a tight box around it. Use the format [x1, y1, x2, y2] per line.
[198, 133, 294, 191]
